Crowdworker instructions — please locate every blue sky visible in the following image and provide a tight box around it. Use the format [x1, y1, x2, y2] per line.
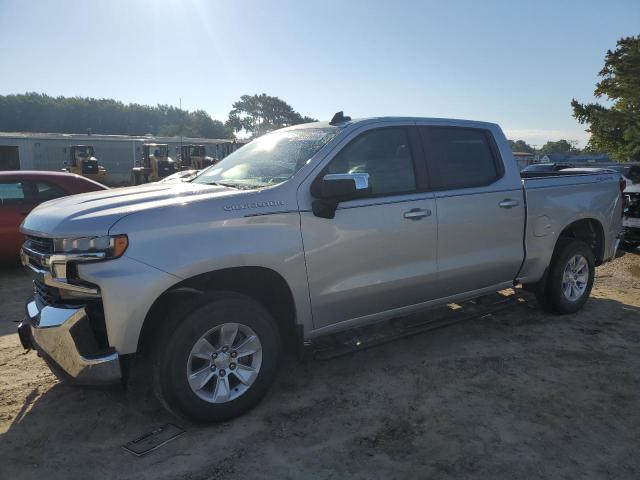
[1, 0, 638, 146]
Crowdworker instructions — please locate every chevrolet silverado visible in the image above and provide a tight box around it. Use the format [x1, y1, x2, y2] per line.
[18, 114, 624, 422]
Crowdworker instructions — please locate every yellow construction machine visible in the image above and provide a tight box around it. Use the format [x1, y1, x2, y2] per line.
[179, 145, 216, 171]
[63, 145, 107, 181]
[131, 143, 177, 184]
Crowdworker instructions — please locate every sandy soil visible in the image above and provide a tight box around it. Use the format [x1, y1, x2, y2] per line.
[0, 253, 639, 479]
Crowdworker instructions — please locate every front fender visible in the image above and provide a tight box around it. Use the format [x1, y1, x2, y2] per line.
[103, 207, 312, 352]
[77, 256, 181, 354]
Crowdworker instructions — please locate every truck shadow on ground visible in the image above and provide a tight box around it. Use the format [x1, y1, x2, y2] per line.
[2, 293, 639, 479]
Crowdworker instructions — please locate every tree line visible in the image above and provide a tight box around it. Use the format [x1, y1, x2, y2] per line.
[0, 93, 234, 138]
[508, 138, 582, 155]
[0, 92, 316, 140]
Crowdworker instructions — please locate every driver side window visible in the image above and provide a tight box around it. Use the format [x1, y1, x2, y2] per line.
[326, 128, 417, 196]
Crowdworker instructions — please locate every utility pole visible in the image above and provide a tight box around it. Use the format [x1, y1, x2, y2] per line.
[179, 97, 183, 162]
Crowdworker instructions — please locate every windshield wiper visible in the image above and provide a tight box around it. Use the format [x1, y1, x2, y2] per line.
[206, 181, 256, 190]
[204, 181, 239, 188]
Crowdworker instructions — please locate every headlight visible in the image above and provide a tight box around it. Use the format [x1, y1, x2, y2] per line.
[53, 234, 128, 259]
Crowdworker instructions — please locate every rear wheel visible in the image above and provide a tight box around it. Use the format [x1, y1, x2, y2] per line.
[152, 292, 280, 423]
[538, 239, 595, 314]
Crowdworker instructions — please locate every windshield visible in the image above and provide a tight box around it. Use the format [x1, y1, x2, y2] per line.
[193, 127, 339, 189]
[75, 147, 93, 159]
[149, 146, 168, 157]
[190, 146, 205, 157]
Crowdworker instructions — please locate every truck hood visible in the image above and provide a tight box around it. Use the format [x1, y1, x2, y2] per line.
[21, 182, 241, 238]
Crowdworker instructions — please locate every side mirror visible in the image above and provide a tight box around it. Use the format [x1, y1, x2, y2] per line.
[318, 173, 370, 199]
[312, 173, 370, 218]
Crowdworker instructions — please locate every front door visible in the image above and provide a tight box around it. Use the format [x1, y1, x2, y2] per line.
[300, 126, 438, 330]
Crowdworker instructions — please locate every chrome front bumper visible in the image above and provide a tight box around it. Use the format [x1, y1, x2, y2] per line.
[19, 297, 121, 385]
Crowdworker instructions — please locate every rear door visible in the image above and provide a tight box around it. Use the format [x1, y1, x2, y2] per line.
[300, 125, 439, 330]
[419, 126, 525, 297]
[0, 180, 37, 258]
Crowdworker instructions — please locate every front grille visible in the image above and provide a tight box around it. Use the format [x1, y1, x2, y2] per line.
[158, 161, 176, 177]
[33, 280, 60, 305]
[33, 279, 59, 304]
[26, 235, 54, 254]
[82, 161, 99, 174]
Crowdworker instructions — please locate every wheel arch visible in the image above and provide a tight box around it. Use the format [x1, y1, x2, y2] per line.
[137, 266, 301, 356]
[555, 217, 605, 265]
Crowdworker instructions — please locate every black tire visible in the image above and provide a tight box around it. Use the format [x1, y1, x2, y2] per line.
[539, 239, 595, 314]
[152, 292, 281, 423]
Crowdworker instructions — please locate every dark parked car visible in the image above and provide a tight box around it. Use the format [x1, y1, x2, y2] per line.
[0, 171, 107, 260]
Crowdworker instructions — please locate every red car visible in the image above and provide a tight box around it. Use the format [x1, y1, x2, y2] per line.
[0, 171, 108, 260]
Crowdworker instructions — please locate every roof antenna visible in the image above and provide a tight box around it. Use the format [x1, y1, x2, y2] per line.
[329, 111, 351, 125]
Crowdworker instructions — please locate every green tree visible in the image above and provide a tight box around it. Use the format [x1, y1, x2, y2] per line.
[572, 35, 640, 161]
[507, 139, 535, 153]
[0, 93, 233, 139]
[226, 93, 317, 137]
[538, 139, 581, 155]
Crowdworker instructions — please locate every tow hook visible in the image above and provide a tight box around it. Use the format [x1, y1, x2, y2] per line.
[17, 320, 33, 351]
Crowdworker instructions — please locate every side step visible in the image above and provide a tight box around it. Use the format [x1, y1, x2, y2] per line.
[308, 289, 527, 361]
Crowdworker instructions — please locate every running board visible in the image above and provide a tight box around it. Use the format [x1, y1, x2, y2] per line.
[308, 289, 527, 361]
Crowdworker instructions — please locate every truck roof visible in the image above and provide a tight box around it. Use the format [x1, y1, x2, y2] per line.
[285, 116, 501, 131]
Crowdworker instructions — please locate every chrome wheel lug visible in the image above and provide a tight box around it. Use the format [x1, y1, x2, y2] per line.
[230, 363, 236, 370]
[219, 369, 226, 376]
[231, 351, 237, 358]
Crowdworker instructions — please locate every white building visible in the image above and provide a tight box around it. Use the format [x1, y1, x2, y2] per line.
[0, 132, 241, 185]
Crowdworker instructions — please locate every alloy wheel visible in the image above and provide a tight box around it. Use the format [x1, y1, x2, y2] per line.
[186, 322, 263, 403]
[561, 254, 589, 302]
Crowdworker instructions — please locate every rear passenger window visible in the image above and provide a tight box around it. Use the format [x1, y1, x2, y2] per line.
[326, 128, 416, 196]
[35, 182, 66, 202]
[0, 182, 27, 205]
[422, 127, 500, 189]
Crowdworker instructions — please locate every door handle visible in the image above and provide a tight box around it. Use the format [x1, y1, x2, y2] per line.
[499, 199, 520, 209]
[403, 208, 431, 220]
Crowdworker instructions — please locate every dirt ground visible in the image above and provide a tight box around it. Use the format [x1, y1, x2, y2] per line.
[1, 253, 639, 480]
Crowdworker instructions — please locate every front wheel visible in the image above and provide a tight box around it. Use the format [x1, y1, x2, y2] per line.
[153, 293, 281, 423]
[538, 239, 595, 314]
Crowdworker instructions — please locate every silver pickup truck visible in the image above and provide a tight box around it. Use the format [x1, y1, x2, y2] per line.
[18, 114, 624, 422]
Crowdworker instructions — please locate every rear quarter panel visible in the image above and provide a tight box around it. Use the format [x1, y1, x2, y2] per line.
[518, 173, 623, 283]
